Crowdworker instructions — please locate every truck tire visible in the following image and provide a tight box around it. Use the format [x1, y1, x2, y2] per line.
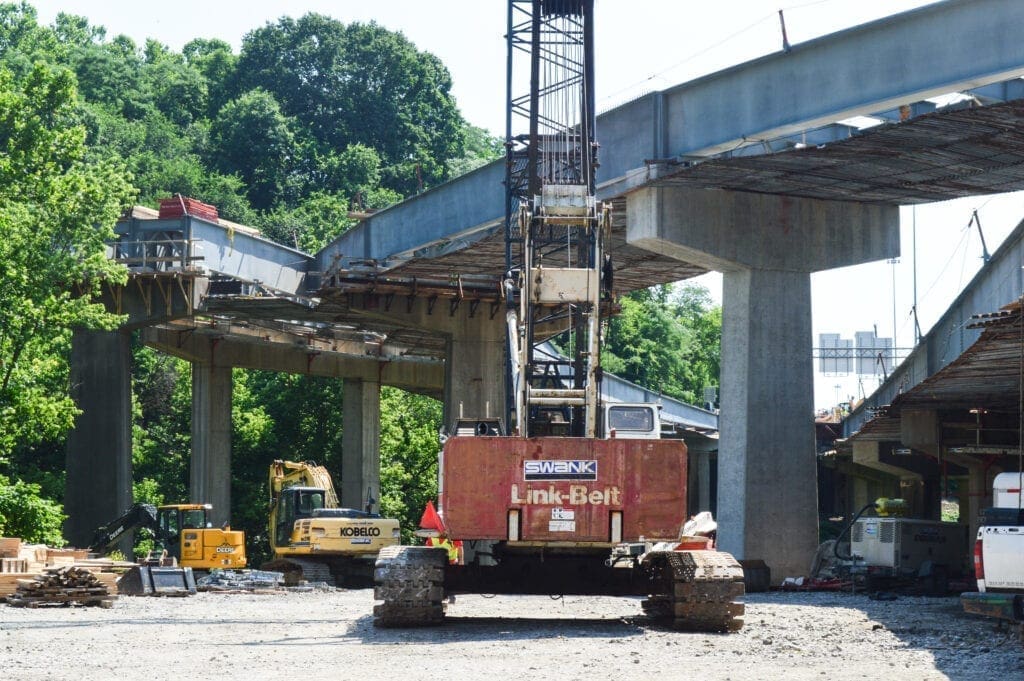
[641, 550, 746, 632]
[373, 546, 448, 627]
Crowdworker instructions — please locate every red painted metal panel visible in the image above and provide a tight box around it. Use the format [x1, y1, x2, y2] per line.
[439, 436, 687, 543]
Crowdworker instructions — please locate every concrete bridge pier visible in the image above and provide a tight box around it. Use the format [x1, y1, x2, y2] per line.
[628, 185, 899, 582]
[719, 267, 819, 578]
[190, 360, 232, 527]
[443, 318, 506, 429]
[341, 378, 381, 512]
[344, 293, 506, 431]
[65, 329, 134, 553]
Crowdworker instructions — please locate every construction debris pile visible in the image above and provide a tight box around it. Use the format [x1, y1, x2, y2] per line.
[6, 566, 116, 608]
[196, 569, 285, 592]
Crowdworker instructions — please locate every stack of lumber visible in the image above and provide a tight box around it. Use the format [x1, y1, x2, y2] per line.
[0, 537, 21, 558]
[1, 571, 119, 599]
[0, 539, 48, 573]
[0, 537, 131, 602]
[5, 566, 116, 608]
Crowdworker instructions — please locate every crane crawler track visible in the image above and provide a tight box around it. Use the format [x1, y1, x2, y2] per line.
[641, 550, 746, 632]
[373, 546, 448, 627]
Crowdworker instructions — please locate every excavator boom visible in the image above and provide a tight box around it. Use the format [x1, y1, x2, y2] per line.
[90, 503, 159, 553]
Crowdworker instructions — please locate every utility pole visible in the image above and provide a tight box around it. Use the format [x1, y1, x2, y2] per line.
[889, 257, 899, 366]
[912, 206, 920, 345]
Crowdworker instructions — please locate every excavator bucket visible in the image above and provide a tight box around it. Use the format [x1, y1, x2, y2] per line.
[117, 566, 197, 596]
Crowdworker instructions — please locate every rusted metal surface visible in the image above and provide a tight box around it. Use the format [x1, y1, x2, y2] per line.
[204, 294, 448, 360]
[891, 302, 1024, 411]
[656, 100, 1024, 205]
[841, 412, 902, 443]
[439, 436, 687, 543]
[319, 215, 707, 302]
[961, 591, 1023, 622]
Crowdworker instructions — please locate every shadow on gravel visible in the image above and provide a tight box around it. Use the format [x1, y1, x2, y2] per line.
[748, 591, 1023, 681]
[0, 617, 330, 631]
[340, 613, 644, 645]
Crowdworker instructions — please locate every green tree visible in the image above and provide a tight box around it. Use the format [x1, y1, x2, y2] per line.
[182, 38, 237, 118]
[378, 388, 442, 543]
[235, 14, 465, 196]
[51, 12, 105, 47]
[228, 368, 276, 562]
[132, 346, 193, 506]
[0, 3, 63, 76]
[602, 283, 721, 405]
[67, 34, 153, 119]
[0, 474, 66, 545]
[258, 192, 354, 252]
[143, 40, 208, 127]
[671, 285, 721, 405]
[448, 123, 503, 178]
[209, 88, 296, 209]
[0, 63, 134, 458]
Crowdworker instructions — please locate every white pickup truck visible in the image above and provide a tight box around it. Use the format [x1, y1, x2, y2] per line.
[961, 472, 1024, 639]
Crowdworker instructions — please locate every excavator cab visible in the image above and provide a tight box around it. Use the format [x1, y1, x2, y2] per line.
[155, 505, 211, 559]
[274, 487, 326, 545]
[157, 503, 246, 570]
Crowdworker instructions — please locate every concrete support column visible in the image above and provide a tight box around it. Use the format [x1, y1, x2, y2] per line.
[443, 321, 506, 429]
[694, 450, 712, 514]
[626, 185, 899, 583]
[963, 463, 992, 544]
[191, 362, 232, 527]
[717, 268, 819, 581]
[342, 378, 381, 512]
[65, 329, 133, 552]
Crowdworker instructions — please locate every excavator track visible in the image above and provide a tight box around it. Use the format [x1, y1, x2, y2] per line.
[261, 557, 334, 586]
[641, 550, 746, 632]
[373, 546, 447, 627]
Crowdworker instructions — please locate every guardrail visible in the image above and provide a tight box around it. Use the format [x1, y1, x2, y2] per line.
[108, 238, 202, 272]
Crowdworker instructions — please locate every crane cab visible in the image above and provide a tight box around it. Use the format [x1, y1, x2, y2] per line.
[603, 403, 661, 440]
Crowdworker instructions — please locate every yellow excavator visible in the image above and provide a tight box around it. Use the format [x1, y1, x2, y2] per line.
[90, 502, 247, 571]
[263, 460, 400, 585]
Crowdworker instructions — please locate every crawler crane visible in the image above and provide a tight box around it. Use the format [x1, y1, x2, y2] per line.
[373, 0, 745, 631]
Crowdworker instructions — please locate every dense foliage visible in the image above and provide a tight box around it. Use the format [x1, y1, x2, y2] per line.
[603, 285, 721, 406]
[0, 2, 720, 559]
[0, 59, 133, 461]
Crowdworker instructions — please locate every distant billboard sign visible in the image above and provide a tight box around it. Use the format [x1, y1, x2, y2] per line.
[855, 331, 893, 376]
[818, 333, 852, 374]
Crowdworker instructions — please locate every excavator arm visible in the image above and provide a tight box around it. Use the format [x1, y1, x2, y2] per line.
[89, 503, 159, 554]
[269, 460, 339, 507]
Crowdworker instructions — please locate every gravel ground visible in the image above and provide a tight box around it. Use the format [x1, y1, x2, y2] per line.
[1, 588, 1021, 680]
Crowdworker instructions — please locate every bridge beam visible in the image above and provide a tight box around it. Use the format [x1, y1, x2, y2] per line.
[141, 326, 443, 398]
[627, 186, 899, 583]
[321, 0, 1024, 265]
[599, 0, 1024, 175]
[65, 329, 134, 553]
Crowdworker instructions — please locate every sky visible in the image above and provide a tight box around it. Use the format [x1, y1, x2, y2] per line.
[26, 0, 1024, 410]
